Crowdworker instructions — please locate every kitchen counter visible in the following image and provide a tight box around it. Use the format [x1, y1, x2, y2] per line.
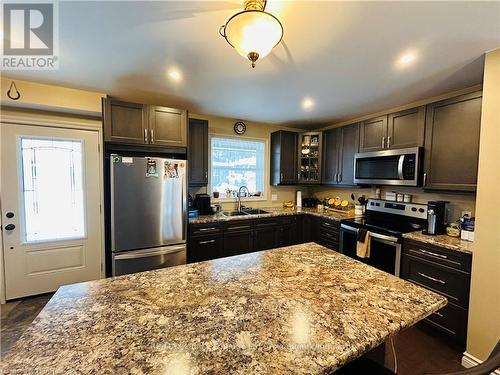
[2, 243, 446, 375]
[403, 231, 474, 254]
[190, 206, 355, 224]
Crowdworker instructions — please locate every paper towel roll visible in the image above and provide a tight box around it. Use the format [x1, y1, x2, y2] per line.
[296, 191, 302, 207]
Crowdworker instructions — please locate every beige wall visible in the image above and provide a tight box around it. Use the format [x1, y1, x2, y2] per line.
[1, 76, 104, 116]
[466, 48, 500, 361]
[189, 113, 309, 211]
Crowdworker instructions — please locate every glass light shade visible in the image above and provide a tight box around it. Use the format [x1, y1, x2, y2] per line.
[224, 10, 283, 60]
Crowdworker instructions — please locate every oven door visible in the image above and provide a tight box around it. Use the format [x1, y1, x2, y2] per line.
[340, 224, 401, 276]
[353, 147, 421, 186]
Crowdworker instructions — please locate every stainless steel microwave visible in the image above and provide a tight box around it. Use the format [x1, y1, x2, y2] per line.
[353, 147, 423, 186]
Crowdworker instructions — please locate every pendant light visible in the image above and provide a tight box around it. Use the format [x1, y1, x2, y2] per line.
[219, 0, 284, 68]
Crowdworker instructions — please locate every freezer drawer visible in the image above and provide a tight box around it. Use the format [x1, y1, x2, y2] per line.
[112, 245, 186, 276]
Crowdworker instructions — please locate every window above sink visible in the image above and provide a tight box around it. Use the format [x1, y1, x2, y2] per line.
[209, 135, 268, 202]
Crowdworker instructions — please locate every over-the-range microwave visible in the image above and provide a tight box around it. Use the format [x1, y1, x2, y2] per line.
[353, 147, 423, 186]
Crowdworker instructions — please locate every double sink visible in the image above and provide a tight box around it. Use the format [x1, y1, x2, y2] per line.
[221, 209, 270, 217]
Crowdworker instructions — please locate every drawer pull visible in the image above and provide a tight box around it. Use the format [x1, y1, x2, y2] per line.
[323, 222, 333, 227]
[418, 272, 446, 285]
[228, 225, 251, 231]
[199, 227, 217, 231]
[418, 249, 448, 259]
[434, 312, 444, 318]
[199, 239, 215, 245]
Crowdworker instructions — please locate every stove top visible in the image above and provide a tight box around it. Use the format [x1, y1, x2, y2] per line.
[341, 199, 428, 238]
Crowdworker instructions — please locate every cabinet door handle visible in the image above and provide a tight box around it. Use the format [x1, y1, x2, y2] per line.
[387, 136, 391, 148]
[434, 312, 444, 318]
[199, 227, 217, 231]
[144, 129, 148, 143]
[338, 173, 342, 183]
[281, 172, 284, 181]
[334, 173, 338, 183]
[418, 272, 446, 285]
[199, 239, 215, 245]
[382, 137, 386, 149]
[418, 249, 448, 259]
[150, 129, 154, 143]
[423, 172, 427, 187]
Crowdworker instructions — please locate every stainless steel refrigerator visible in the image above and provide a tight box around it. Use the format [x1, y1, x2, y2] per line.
[110, 154, 187, 276]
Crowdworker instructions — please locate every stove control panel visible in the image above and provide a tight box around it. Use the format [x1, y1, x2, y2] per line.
[366, 199, 427, 219]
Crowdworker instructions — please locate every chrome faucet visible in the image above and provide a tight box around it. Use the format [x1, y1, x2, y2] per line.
[238, 186, 250, 212]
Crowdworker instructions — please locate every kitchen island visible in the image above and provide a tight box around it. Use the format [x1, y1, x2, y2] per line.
[2, 243, 446, 375]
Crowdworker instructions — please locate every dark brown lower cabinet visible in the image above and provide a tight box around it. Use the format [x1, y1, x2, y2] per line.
[188, 235, 223, 263]
[223, 230, 254, 257]
[188, 215, 336, 263]
[401, 240, 472, 347]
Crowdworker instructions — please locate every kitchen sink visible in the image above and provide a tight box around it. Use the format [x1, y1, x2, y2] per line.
[221, 209, 270, 217]
[221, 211, 249, 217]
[242, 209, 269, 215]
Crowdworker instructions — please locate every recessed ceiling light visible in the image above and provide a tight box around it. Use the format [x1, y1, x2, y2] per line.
[302, 98, 315, 111]
[167, 69, 182, 82]
[396, 52, 417, 68]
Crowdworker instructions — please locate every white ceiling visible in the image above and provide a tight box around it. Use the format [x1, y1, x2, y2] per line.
[6, 1, 500, 128]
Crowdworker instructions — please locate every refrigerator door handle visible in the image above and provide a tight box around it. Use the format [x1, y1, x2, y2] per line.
[114, 245, 186, 260]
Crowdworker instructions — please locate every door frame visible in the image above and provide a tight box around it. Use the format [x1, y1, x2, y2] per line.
[0, 114, 105, 303]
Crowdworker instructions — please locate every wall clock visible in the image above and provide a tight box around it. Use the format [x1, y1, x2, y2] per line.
[234, 121, 247, 135]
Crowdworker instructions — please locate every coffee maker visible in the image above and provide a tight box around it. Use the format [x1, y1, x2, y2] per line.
[426, 201, 449, 235]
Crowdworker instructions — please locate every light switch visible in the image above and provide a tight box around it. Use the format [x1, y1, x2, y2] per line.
[272, 194, 278, 201]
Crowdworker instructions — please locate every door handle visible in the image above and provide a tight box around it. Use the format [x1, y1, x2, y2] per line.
[281, 172, 284, 181]
[150, 129, 154, 143]
[423, 172, 427, 187]
[382, 137, 386, 149]
[144, 129, 148, 143]
[4, 224, 15, 231]
[338, 173, 342, 183]
[387, 136, 391, 148]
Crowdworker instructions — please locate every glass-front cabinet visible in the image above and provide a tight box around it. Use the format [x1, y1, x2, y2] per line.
[298, 132, 322, 184]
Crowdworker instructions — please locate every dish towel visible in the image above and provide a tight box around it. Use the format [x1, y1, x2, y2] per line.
[356, 228, 371, 258]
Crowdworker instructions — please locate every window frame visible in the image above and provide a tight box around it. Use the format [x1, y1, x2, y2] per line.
[208, 133, 269, 203]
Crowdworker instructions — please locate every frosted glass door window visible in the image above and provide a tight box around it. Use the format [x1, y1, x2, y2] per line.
[20, 138, 85, 242]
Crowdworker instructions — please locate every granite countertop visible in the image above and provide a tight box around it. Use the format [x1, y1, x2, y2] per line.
[403, 231, 474, 254]
[2, 243, 446, 375]
[190, 206, 355, 224]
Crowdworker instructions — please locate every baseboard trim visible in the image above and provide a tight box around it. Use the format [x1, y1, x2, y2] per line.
[462, 352, 500, 374]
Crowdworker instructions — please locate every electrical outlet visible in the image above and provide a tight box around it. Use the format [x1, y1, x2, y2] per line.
[272, 194, 278, 201]
[461, 210, 472, 218]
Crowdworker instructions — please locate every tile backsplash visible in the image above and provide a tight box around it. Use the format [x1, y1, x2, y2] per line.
[310, 185, 476, 223]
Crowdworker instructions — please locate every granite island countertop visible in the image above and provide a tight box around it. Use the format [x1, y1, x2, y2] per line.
[2, 243, 446, 375]
[190, 206, 356, 224]
[403, 231, 474, 254]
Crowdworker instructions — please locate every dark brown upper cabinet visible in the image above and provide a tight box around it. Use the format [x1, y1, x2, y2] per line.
[360, 106, 425, 151]
[387, 106, 425, 149]
[271, 131, 298, 185]
[322, 123, 359, 186]
[103, 98, 147, 144]
[103, 98, 187, 148]
[298, 132, 322, 184]
[149, 106, 187, 147]
[423, 91, 482, 192]
[188, 118, 208, 186]
[360, 115, 387, 152]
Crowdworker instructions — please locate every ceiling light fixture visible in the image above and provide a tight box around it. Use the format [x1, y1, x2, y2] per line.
[219, 0, 284, 68]
[396, 52, 417, 68]
[168, 69, 182, 82]
[302, 98, 315, 111]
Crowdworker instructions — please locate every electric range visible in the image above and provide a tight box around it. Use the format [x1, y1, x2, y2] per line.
[339, 199, 428, 276]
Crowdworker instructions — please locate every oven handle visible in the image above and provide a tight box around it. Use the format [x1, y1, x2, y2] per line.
[340, 224, 399, 243]
[398, 155, 405, 180]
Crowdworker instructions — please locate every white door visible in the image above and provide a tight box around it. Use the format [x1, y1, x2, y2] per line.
[1, 123, 102, 300]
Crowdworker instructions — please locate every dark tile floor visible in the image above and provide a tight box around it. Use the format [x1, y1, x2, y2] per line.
[1, 294, 465, 374]
[1, 293, 54, 358]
